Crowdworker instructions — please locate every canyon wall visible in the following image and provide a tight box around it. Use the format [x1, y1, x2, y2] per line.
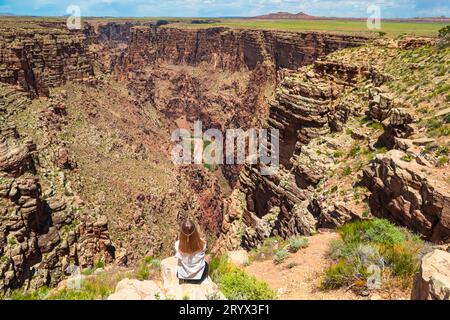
[0, 21, 95, 97]
[125, 26, 368, 71]
[0, 119, 114, 291]
[216, 38, 450, 251]
[121, 25, 369, 238]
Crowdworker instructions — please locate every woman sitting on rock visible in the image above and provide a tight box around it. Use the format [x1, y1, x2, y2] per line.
[175, 218, 210, 284]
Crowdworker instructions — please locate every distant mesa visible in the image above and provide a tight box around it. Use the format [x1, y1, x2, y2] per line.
[253, 11, 316, 20]
[252, 11, 450, 23]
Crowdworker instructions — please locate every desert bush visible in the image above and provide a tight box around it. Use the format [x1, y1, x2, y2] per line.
[219, 269, 275, 300]
[136, 256, 161, 280]
[288, 236, 309, 253]
[322, 219, 424, 292]
[5, 271, 124, 300]
[210, 256, 275, 300]
[249, 236, 286, 262]
[321, 260, 359, 290]
[339, 219, 406, 245]
[4, 286, 51, 300]
[273, 249, 290, 264]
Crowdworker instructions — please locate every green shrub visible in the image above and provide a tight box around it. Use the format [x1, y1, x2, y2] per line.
[81, 268, 94, 276]
[367, 121, 384, 130]
[7, 287, 51, 300]
[327, 239, 358, 260]
[321, 260, 359, 290]
[273, 249, 290, 265]
[219, 268, 275, 300]
[94, 260, 105, 269]
[349, 144, 361, 158]
[438, 25, 450, 39]
[420, 118, 450, 137]
[322, 219, 424, 292]
[383, 246, 417, 279]
[288, 236, 309, 253]
[339, 219, 406, 245]
[444, 113, 450, 124]
[438, 155, 449, 166]
[342, 166, 352, 177]
[136, 256, 160, 280]
[249, 237, 287, 262]
[210, 255, 234, 283]
[401, 154, 414, 162]
[333, 151, 344, 158]
[435, 146, 449, 157]
[210, 256, 275, 300]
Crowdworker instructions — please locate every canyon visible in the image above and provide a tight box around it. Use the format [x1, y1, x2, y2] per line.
[0, 17, 449, 298]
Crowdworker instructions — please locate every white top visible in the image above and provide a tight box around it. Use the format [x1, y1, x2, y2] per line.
[175, 240, 207, 280]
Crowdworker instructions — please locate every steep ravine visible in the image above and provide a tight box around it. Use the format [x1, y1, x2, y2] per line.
[1, 19, 448, 295]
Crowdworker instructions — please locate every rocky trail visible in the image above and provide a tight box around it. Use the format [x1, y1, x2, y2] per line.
[244, 232, 362, 300]
[244, 232, 413, 300]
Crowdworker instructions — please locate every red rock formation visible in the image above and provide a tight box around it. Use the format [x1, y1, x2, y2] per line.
[0, 123, 113, 291]
[124, 26, 368, 72]
[0, 21, 94, 97]
[363, 150, 450, 243]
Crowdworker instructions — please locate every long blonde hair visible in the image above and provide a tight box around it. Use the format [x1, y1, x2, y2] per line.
[178, 218, 205, 255]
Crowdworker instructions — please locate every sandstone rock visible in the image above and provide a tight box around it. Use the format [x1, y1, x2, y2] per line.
[0, 125, 33, 176]
[0, 22, 94, 96]
[363, 150, 450, 242]
[127, 27, 367, 73]
[389, 108, 414, 126]
[227, 250, 250, 267]
[161, 257, 226, 300]
[57, 148, 75, 169]
[368, 91, 392, 122]
[412, 138, 436, 146]
[398, 37, 436, 50]
[115, 249, 128, 267]
[108, 278, 165, 300]
[394, 137, 414, 152]
[411, 249, 450, 300]
[107, 257, 226, 300]
[37, 227, 61, 254]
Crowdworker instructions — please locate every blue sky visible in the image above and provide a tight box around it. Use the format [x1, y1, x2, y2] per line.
[0, 0, 448, 18]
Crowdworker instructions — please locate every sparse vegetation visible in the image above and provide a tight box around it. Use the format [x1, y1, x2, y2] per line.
[210, 256, 275, 300]
[288, 236, 309, 253]
[401, 154, 414, 162]
[273, 248, 290, 264]
[437, 155, 449, 166]
[249, 236, 286, 262]
[4, 271, 125, 300]
[321, 219, 425, 292]
[136, 256, 161, 280]
[341, 166, 352, 177]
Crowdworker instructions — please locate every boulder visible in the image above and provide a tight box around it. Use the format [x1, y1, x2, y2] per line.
[363, 150, 450, 243]
[161, 257, 226, 300]
[411, 249, 450, 300]
[108, 278, 165, 300]
[106, 257, 226, 300]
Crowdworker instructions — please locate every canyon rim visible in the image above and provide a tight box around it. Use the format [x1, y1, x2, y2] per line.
[0, 0, 449, 304]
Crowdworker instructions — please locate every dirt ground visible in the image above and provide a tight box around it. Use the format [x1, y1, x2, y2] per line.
[244, 231, 410, 300]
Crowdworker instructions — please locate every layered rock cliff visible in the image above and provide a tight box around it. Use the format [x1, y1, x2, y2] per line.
[125, 26, 367, 71]
[2, 18, 448, 295]
[0, 120, 114, 291]
[0, 21, 95, 97]
[216, 38, 449, 250]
